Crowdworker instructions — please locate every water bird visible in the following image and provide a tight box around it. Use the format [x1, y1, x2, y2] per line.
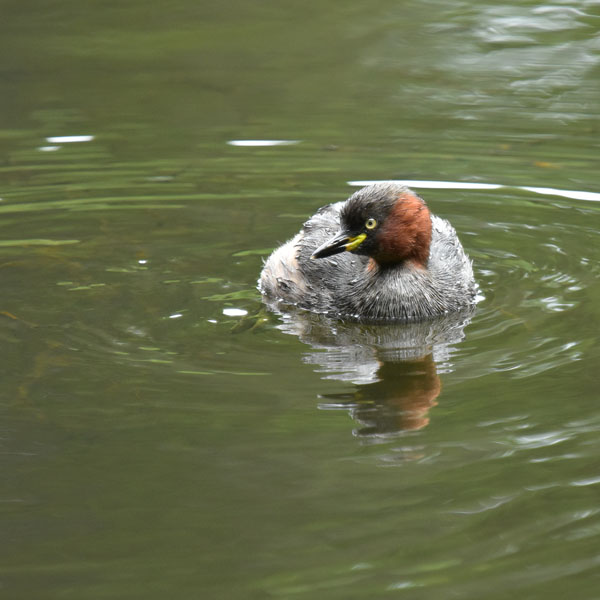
[259, 182, 478, 322]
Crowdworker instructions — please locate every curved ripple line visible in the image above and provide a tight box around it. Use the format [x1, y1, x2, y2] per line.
[570, 476, 600, 487]
[227, 139, 300, 147]
[520, 186, 600, 202]
[46, 135, 94, 143]
[348, 180, 600, 202]
[349, 180, 504, 190]
[449, 494, 517, 515]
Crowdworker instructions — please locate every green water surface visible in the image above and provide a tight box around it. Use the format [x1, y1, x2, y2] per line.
[1, 1, 599, 599]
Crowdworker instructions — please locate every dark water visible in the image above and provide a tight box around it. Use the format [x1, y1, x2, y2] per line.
[2, 1, 599, 598]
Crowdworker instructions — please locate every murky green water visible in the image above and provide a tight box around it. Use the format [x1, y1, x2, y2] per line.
[2, 1, 599, 598]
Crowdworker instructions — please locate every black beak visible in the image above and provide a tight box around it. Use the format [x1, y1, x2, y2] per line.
[311, 230, 368, 260]
[311, 231, 351, 259]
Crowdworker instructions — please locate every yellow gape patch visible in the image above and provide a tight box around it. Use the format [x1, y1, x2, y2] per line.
[345, 233, 366, 252]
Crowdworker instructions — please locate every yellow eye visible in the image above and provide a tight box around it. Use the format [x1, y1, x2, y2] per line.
[365, 218, 377, 230]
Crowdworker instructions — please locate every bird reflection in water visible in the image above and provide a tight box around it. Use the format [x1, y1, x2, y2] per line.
[267, 304, 474, 436]
[319, 356, 440, 434]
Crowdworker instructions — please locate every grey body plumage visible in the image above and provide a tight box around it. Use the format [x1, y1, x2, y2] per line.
[259, 183, 478, 323]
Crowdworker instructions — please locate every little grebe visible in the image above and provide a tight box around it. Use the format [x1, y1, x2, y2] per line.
[259, 182, 477, 322]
